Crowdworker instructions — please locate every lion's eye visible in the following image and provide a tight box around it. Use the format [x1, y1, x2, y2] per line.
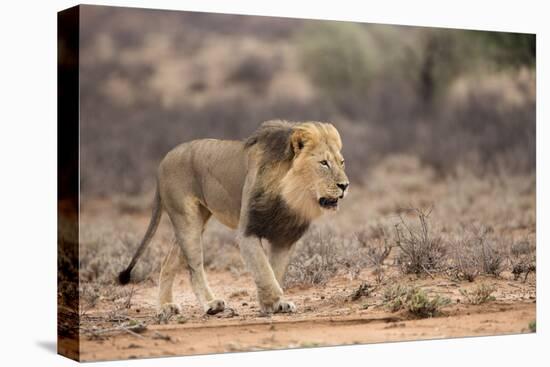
[320, 160, 329, 167]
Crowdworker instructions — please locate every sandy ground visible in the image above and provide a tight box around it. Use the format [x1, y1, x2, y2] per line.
[79, 269, 535, 361]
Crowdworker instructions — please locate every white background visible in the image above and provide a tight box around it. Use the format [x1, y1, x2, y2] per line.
[0, 0, 546, 366]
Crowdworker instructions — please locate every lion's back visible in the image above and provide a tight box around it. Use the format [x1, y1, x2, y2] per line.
[158, 139, 248, 228]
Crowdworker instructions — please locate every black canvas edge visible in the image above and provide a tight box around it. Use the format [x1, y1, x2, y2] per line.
[57, 4, 81, 362]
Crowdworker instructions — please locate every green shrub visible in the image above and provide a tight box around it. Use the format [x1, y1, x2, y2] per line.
[406, 288, 451, 318]
[460, 283, 496, 305]
[383, 284, 409, 312]
[383, 284, 450, 318]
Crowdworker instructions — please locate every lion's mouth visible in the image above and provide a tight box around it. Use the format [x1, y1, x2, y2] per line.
[319, 197, 339, 209]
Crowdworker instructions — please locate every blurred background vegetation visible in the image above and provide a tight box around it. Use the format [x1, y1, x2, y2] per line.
[79, 5, 535, 197]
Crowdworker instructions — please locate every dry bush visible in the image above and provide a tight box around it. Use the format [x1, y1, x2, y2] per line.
[355, 224, 392, 283]
[356, 225, 392, 266]
[508, 239, 536, 282]
[383, 284, 450, 318]
[459, 283, 496, 305]
[448, 229, 484, 282]
[448, 235, 480, 282]
[286, 228, 341, 286]
[287, 223, 393, 287]
[511, 261, 536, 282]
[349, 282, 373, 301]
[394, 208, 447, 276]
[286, 226, 367, 287]
[449, 225, 506, 278]
[476, 229, 505, 277]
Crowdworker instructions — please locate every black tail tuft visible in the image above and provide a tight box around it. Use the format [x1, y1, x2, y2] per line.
[118, 269, 132, 285]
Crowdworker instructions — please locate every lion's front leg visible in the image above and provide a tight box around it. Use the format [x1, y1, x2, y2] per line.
[268, 243, 295, 287]
[238, 235, 296, 314]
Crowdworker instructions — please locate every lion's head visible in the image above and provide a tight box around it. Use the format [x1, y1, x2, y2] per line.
[279, 122, 349, 219]
[245, 120, 349, 221]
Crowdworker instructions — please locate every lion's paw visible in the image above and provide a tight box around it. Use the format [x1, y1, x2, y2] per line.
[274, 300, 296, 314]
[261, 300, 297, 314]
[157, 302, 181, 321]
[205, 299, 226, 315]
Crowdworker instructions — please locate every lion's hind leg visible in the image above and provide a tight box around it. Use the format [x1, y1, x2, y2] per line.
[158, 241, 184, 317]
[167, 199, 226, 315]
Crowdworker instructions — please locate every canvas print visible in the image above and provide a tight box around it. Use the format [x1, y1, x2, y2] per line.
[57, 4, 536, 362]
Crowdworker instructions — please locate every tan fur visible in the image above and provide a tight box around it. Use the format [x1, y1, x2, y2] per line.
[121, 120, 349, 316]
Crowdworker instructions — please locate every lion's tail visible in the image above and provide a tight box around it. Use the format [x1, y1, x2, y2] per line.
[118, 185, 163, 285]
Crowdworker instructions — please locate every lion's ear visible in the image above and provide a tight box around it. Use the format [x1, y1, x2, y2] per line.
[290, 129, 306, 156]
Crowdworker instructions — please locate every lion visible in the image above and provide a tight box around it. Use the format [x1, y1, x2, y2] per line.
[118, 120, 349, 315]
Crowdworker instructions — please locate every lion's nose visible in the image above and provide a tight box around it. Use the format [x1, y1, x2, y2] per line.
[337, 183, 349, 192]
